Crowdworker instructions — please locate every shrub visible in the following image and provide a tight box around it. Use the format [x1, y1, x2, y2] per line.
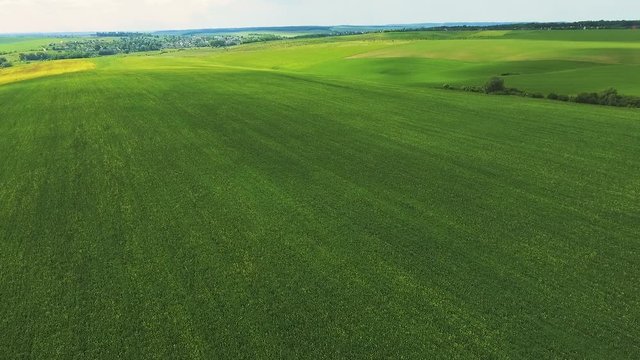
[462, 85, 483, 93]
[0, 56, 11, 68]
[571, 88, 640, 108]
[447, 80, 639, 109]
[497, 88, 524, 96]
[98, 49, 117, 56]
[574, 92, 600, 104]
[484, 77, 505, 93]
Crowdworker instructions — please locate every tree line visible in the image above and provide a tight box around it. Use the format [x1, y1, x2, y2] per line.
[396, 20, 640, 33]
[18, 34, 284, 63]
[96, 32, 143, 37]
[444, 77, 640, 108]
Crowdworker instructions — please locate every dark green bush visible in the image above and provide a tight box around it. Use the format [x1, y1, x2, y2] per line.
[572, 88, 640, 108]
[522, 92, 544, 98]
[450, 79, 639, 109]
[574, 92, 600, 104]
[0, 56, 12, 68]
[484, 77, 505, 93]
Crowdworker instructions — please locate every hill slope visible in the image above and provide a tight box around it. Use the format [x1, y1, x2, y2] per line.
[0, 36, 639, 358]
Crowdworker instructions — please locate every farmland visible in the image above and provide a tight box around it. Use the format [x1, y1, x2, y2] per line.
[0, 30, 639, 358]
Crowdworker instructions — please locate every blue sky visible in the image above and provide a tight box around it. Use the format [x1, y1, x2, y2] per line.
[0, 0, 638, 33]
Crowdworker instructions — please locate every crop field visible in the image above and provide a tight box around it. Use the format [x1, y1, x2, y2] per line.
[0, 30, 639, 358]
[0, 59, 95, 86]
[196, 30, 640, 95]
[0, 37, 69, 52]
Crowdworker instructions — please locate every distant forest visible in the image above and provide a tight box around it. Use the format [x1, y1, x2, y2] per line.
[417, 20, 640, 32]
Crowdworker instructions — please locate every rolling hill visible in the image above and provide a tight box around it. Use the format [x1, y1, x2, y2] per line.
[1, 30, 639, 358]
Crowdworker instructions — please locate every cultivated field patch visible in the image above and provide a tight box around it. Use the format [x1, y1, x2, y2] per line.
[0, 60, 96, 86]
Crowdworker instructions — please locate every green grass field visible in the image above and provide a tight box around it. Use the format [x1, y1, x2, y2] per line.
[0, 37, 62, 52]
[0, 30, 639, 358]
[194, 30, 640, 95]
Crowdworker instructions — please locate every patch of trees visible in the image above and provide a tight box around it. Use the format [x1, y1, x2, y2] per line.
[155, 26, 331, 36]
[292, 31, 366, 39]
[570, 88, 640, 107]
[444, 77, 640, 108]
[117, 36, 164, 53]
[241, 33, 283, 44]
[19, 34, 286, 63]
[443, 77, 544, 98]
[19, 52, 92, 61]
[19, 52, 52, 61]
[0, 56, 12, 68]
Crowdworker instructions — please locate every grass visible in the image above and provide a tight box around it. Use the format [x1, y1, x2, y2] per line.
[185, 31, 640, 95]
[0, 31, 639, 358]
[0, 37, 61, 53]
[499, 29, 640, 42]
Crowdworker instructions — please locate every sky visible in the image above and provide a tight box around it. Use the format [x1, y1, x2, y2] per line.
[0, 0, 638, 34]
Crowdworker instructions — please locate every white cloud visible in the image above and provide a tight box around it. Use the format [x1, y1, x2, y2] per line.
[0, 0, 278, 32]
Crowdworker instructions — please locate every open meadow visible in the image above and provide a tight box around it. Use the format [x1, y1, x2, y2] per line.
[0, 30, 639, 358]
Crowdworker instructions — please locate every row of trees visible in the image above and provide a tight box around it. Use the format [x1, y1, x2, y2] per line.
[96, 32, 143, 37]
[46, 36, 163, 56]
[20, 51, 98, 61]
[569, 88, 640, 107]
[19, 34, 282, 63]
[444, 77, 640, 108]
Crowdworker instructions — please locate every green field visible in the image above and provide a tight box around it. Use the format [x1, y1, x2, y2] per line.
[0, 30, 639, 358]
[196, 30, 640, 95]
[0, 37, 90, 62]
[0, 37, 63, 52]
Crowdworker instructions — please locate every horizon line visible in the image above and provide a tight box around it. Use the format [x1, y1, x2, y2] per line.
[1, 19, 637, 36]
